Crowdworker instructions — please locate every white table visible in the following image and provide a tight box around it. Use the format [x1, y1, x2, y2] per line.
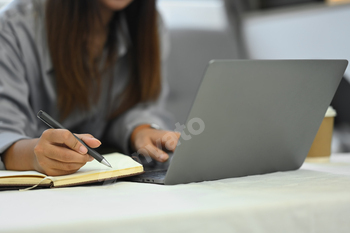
[1, 154, 350, 233]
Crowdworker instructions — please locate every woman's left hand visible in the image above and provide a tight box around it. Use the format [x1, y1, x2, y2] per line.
[130, 125, 180, 162]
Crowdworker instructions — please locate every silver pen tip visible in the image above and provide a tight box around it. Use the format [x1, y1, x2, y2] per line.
[101, 159, 112, 168]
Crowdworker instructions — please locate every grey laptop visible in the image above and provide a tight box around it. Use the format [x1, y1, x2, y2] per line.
[127, 60, 348, 185]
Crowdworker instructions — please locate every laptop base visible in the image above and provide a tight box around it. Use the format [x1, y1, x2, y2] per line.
[124, 170, 166, 184]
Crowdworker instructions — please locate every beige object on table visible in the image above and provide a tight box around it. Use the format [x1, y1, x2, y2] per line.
[306, 106, 336, 162]
[326, 0, 350, 5]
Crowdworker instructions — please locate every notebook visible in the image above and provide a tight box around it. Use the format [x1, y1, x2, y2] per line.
[0, 153, 143, 189]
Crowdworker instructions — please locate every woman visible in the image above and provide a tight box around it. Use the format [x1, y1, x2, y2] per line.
[0, 0, 179, 176]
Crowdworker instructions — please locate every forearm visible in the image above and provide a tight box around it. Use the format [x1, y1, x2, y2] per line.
[2, 139, 39, 171]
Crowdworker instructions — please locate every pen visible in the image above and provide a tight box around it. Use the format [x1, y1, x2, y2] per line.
[37, 110, 112, 168]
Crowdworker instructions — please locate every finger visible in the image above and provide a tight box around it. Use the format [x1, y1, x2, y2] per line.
[44, 169, 80, 177]
[75, 134, 102, 149]
[158, 131, 180, 152]
[45, 146, 93, 164]
[45, 129, 88, 154]
[42, 164, 83, 176]
[45, 158, 86, 173]
[36, 155, 87, 176]
[139, 142, 169, 162]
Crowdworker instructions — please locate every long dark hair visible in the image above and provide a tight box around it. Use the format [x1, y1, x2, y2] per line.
[46, 0, 161, 119]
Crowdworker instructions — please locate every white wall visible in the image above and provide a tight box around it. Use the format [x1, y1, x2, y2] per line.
[243, 3, 350, 80]
[0, 0, 11, 9]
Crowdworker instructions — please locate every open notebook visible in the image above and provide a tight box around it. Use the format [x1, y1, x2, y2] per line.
[0, 153, 143, 189]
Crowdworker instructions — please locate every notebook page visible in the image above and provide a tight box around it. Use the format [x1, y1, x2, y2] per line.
[49, 153, 142, 183]
[0, 170, 46, 178]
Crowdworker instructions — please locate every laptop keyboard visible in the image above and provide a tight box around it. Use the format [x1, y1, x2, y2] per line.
[138, 170, 167, 181]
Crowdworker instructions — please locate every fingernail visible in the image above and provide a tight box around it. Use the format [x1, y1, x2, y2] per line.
[92, 138, 102, 146]
[160, 154, 168, 161]
[79, 146, 88, 154]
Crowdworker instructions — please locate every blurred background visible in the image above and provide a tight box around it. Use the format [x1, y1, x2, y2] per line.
[1, 0, 350, 152]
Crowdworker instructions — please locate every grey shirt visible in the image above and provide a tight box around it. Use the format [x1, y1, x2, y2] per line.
[0, 0, 173, 169]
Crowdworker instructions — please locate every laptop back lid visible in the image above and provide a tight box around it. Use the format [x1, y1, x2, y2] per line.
[164, 60, 348, 185]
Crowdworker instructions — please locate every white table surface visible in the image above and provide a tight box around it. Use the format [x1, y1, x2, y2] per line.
[1, 154, 350, 233]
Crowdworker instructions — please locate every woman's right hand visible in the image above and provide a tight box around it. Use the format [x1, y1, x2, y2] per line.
[32, 129, 101, 176]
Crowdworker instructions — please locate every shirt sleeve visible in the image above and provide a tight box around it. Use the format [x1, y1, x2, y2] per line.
[104, 13, 175, 154]
[0, 16, 37, 168]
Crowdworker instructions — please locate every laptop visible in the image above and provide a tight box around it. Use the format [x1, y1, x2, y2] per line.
[127, 60, 348, 185]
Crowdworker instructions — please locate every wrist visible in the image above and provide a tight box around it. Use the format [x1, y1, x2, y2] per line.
[2, 138, 39, 171]
[130, 124, 151, 151]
